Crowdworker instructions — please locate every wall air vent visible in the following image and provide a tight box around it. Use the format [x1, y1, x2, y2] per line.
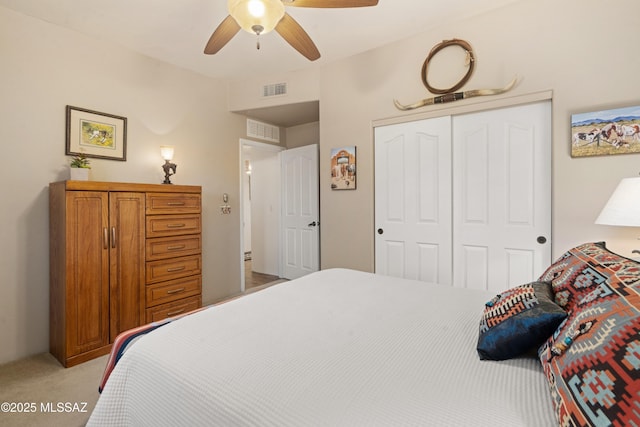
[262, 82, 287, 98]
[247, 119, 280, 143]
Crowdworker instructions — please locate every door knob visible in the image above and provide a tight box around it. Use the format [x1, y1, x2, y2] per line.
[537, 236, 547, 244]
[377, 228, 384, 235]
[308, 221, 318, 227]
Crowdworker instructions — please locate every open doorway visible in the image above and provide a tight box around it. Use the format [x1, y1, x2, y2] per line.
[240, 139, 284, 292]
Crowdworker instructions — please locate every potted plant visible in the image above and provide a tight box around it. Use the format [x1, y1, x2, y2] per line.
[69, 153, 91, 180]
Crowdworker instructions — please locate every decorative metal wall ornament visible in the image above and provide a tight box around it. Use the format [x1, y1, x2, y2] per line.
[393, 38, 517, 111]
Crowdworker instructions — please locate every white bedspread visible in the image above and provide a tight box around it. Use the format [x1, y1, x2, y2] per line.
[88, 268, 555, 426]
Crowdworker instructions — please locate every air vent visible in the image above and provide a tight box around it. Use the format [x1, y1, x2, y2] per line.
[247, 119, 280, 143]
[262, 82, 287, 98]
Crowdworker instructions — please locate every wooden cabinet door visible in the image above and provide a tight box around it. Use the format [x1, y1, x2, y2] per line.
[109, 192, 145, 341]
[65, 191, 109, 357]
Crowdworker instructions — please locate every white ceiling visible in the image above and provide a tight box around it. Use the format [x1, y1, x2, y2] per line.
[0, 0, 521, 126]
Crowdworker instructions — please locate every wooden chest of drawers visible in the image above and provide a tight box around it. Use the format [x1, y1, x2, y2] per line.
[145, 192, 202, 322]
[50, 181, 203, 367]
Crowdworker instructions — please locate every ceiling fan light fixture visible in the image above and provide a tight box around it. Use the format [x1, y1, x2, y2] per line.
[228, 0, 285, 35]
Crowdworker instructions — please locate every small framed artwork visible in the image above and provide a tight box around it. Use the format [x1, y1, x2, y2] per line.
[330, 146, 356, 190]
[571, 104, 640, 157]
[66, 105, 127, 161]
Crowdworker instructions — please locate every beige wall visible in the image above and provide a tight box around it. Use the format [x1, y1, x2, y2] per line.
[227, 69, 320, 112]
[286, 121, 320, 148]
[318, 0, 640, 271]
[0, 7, 245, 364]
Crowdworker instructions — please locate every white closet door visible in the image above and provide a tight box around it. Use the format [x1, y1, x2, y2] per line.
[374, 116, 452, 283]
[452, 101, 551, 292]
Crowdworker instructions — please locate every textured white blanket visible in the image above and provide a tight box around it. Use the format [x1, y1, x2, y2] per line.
[88, 269, 555, 426]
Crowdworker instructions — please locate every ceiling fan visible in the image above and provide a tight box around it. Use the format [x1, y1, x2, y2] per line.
[204, 0, 379, 61]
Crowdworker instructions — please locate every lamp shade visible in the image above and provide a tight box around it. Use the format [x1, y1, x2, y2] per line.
[160, 145, 174, 161]
[228, 0, 285, 35]
[595, 177, 640, 226]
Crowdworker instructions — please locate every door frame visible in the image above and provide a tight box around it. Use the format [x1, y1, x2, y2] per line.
[239, 139, 284, 292]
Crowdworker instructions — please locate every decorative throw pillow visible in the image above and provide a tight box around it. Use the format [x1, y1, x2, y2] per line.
[538, 242, 640, 312]
[477, 281, 567, 361]
[538, 275, 640, 426]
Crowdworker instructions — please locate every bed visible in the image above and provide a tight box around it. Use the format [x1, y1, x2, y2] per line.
[88, 243, 640, 426]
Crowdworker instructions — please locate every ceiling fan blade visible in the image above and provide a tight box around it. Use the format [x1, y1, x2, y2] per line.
[204, 15, 241, 55]
[285, 0, 378, 7]
[275, 13, 321, 61]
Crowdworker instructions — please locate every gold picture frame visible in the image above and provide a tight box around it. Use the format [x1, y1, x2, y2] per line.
[66, 105, 127, 161]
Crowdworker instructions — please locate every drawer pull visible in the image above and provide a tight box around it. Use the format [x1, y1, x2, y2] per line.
[167, 266, 186, 272]
[167, 202, 186, 206]
[166, 308, 185, 317]
[167, 245, 186, 251]
[166, 288, 186, 295]
[103, 228, 108, 249]
[166, 223, 186, 229]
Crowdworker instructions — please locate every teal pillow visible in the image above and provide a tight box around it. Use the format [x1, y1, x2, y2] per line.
[477, 281, 567, 361]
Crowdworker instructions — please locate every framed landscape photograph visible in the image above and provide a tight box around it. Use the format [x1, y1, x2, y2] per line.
[66, 105, 127, 161]
[571, 104, 640, 157]
[330, 146, 356, 190]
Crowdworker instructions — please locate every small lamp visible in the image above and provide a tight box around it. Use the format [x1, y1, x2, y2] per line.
[596, 177, 640, 255]
[160, 145, 177, 184]
[595, 177, 640, 227]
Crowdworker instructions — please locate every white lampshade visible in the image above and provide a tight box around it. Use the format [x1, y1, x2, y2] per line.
[595, 177, 640, 226]
[160, 145, 174, 161]
[228, 0, 285, 35]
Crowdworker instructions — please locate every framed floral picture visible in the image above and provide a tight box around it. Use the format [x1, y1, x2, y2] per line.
[330, 146, 356, 190]
[571, 104, 640, 157]
[66, 105, 127, 161]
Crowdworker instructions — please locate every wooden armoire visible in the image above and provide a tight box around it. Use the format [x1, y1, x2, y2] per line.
[49, 181, 202, 367]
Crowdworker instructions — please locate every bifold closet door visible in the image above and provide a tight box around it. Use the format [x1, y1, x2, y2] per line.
[452, 102, 551, 292]
[374, 116, 452, 284]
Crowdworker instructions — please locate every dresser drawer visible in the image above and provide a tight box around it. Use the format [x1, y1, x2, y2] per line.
[146, 276, 202, 308]
[145, 295, 202, 323]
[146, 255, 202, 284]
[146, 214, 201, 238]
[146, 193, 201, 215]
[146, 235, 202, 261]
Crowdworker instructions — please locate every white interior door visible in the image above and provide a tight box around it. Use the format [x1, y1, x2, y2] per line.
[452, 101, 551, 292]
[374, 117, 452, 283]
[281, 144, 320, 280]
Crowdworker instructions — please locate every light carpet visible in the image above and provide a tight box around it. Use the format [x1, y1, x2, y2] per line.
[0, 353, 106, 427]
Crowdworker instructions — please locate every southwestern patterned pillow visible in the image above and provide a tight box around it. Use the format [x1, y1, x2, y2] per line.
[538, 242, 640, 312]
[538, 252, 640, 426]
[477, 281, 567, 361]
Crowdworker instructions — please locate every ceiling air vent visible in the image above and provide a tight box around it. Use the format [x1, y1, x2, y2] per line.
[262, 82, 287, 98]
[247, 119, 280, 143]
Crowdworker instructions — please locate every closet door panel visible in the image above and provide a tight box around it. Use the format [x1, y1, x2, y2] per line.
[383, 240, 406, 278]
[383, 135, 406, 222]
[460, 245, 489, 290]
[453, 102, 551, 292]
[375, 117, 452, 284]
[459, 124, 489, 225]
[506, 122, 535, 226]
